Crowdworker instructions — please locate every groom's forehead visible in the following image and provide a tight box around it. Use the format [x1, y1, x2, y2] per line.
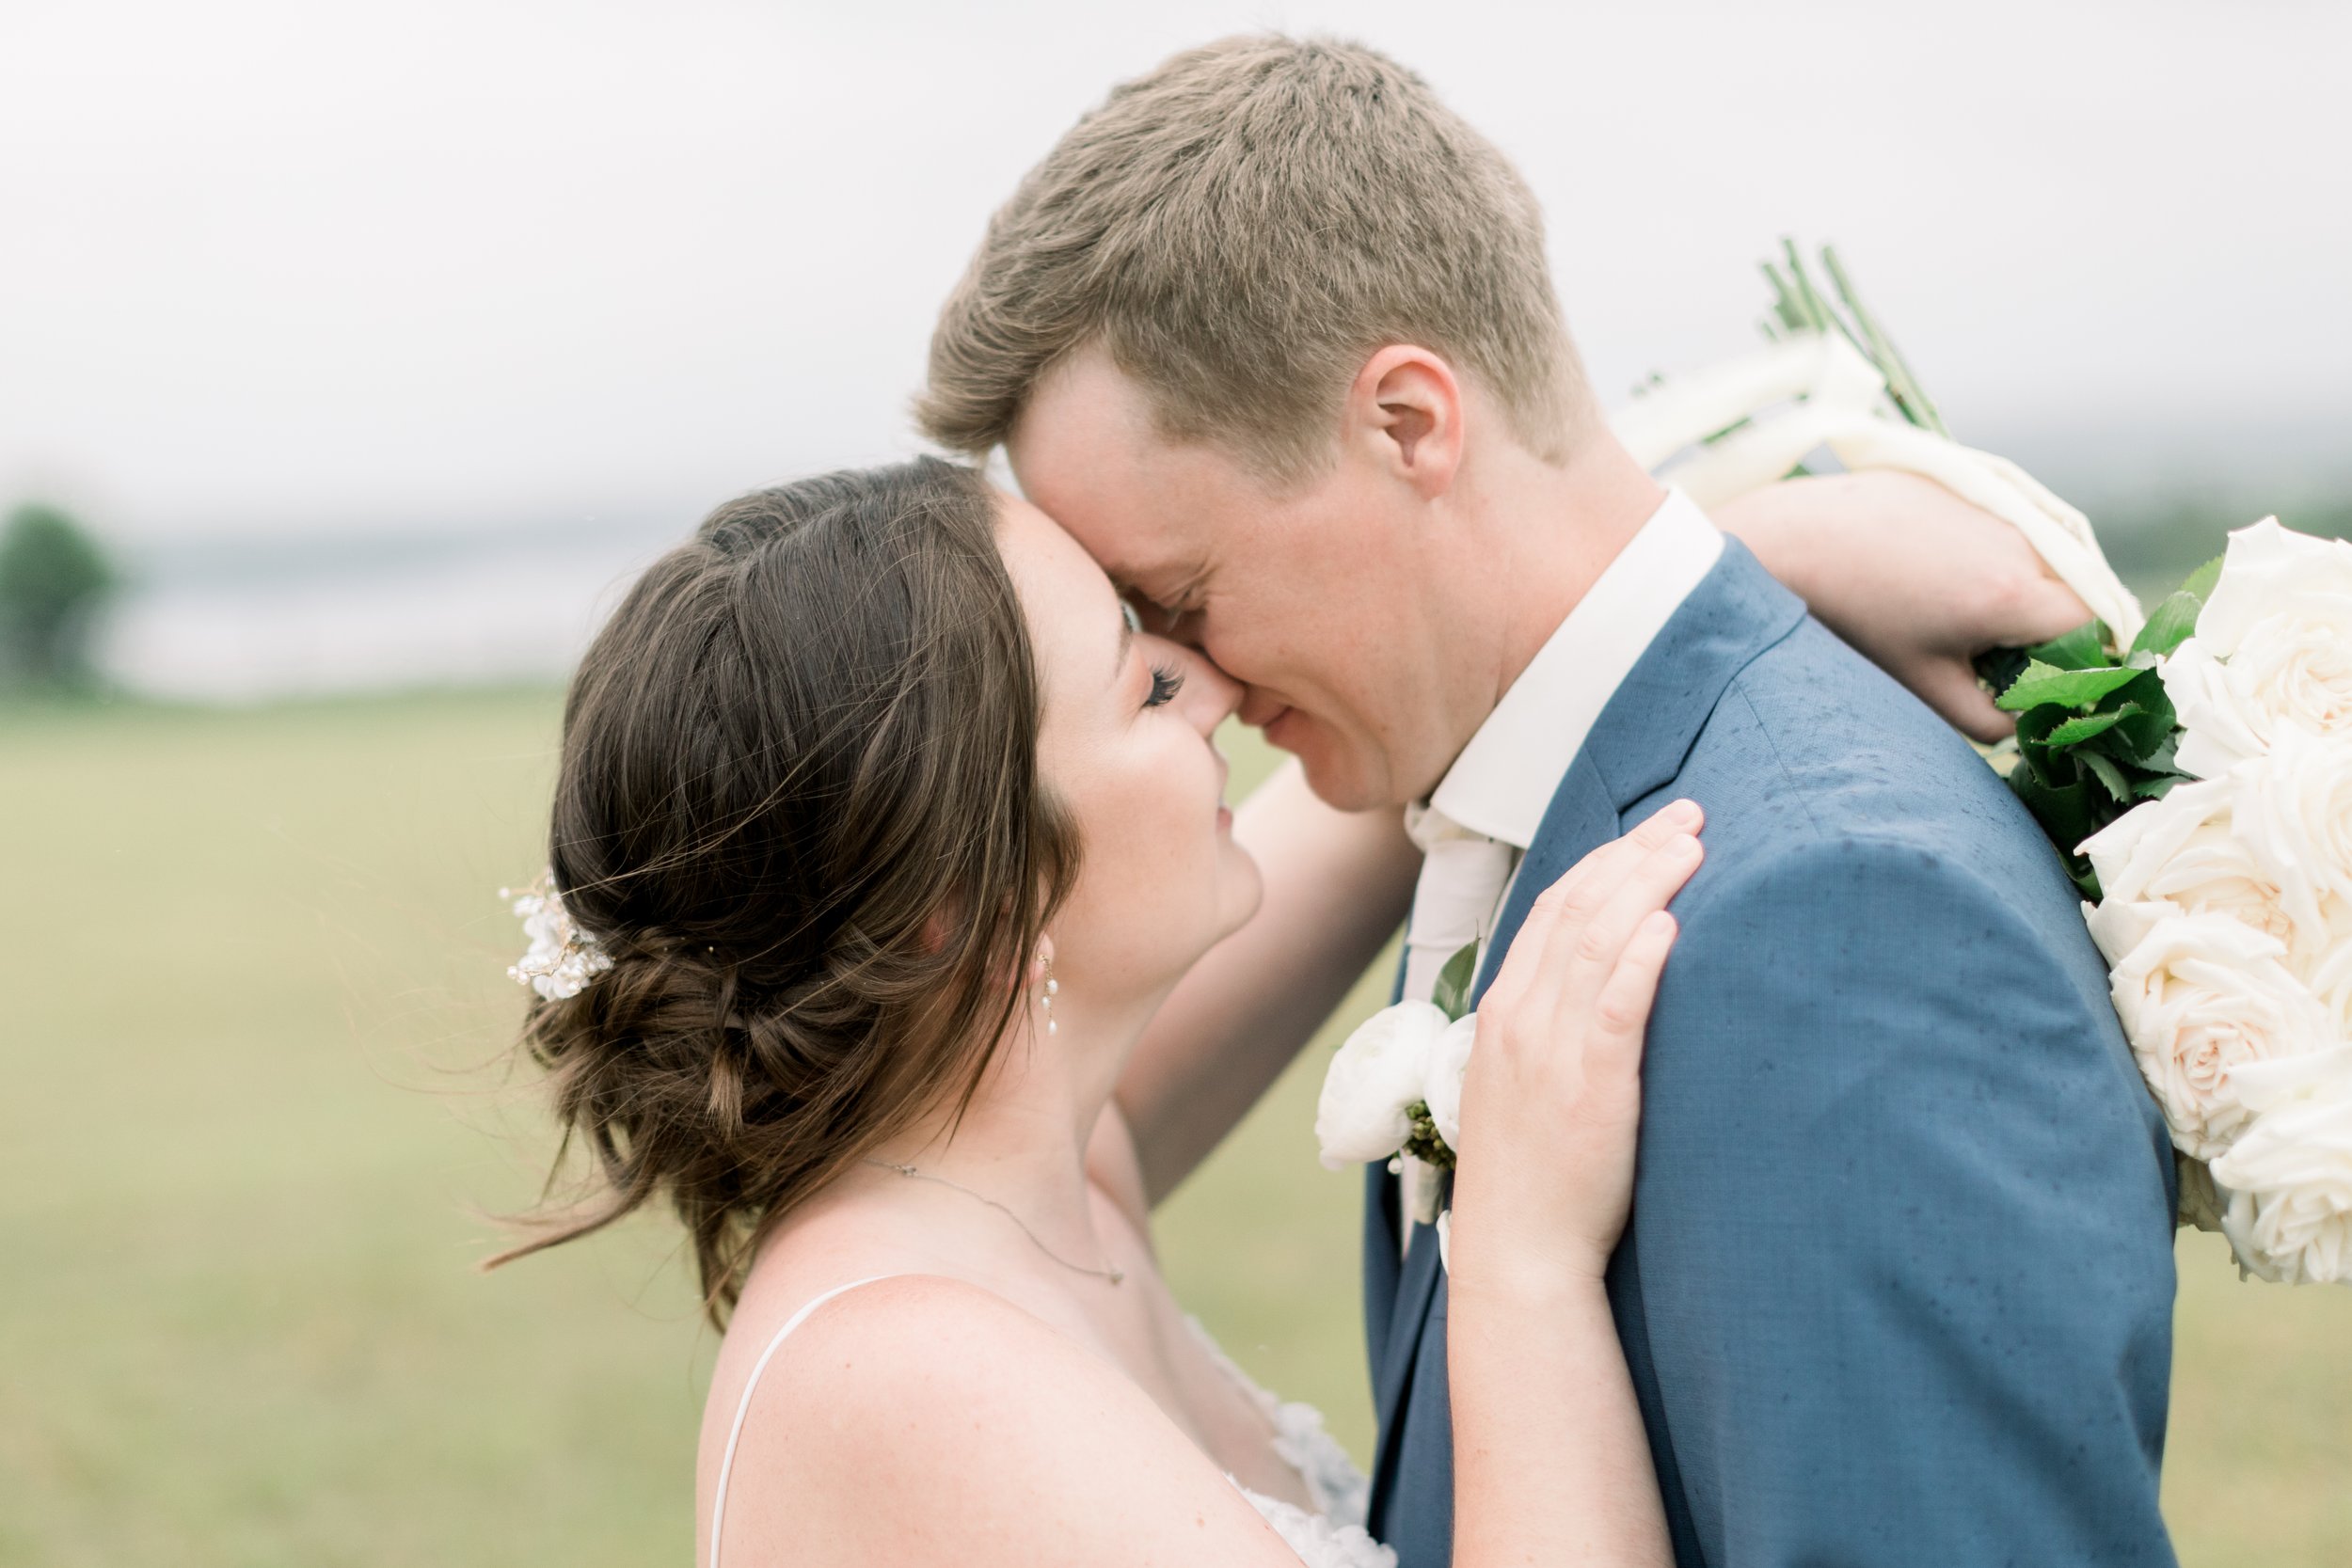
[1010, 388, 1222, 573]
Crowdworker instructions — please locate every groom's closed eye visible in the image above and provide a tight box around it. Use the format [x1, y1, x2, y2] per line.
[1120, 587, 1186, 639]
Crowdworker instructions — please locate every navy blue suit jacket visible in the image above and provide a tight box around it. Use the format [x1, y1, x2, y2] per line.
[1363, 541, 2179, 1567]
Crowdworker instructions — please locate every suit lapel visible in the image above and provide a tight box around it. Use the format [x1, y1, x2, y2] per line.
[1475, 758, 1621, 1004]
[1365, 541, 1809, 1509]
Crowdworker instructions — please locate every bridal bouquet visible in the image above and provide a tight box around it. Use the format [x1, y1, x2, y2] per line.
[1320, 243, 2352, 1285]
[2065, 521, 2352, 1283]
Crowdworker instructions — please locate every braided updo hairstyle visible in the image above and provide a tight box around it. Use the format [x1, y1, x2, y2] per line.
[492, 458, 1080, 1323]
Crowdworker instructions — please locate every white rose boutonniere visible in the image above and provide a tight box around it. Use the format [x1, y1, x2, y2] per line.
[1315, 999, 1452, 1171]
[1317, 942, 1483, 1234]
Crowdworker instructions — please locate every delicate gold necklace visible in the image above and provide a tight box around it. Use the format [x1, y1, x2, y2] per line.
[864, 1159, 1125, 1285]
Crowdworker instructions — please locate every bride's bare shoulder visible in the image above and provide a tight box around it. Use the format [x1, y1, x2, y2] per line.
[699, 1274, 1298, 1567]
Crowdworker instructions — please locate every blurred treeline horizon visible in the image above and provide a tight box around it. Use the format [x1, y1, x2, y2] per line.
[9, 474, 2347, 709]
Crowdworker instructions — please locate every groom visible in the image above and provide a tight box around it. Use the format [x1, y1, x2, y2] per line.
[921, 35, 2181, 1568]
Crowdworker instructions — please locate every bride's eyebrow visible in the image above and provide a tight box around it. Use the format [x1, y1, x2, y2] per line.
[1110, 609, 1135, 682]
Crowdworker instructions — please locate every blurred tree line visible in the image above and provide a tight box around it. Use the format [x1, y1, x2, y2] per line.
[0, 502, 116, 693]
[2100, 493, 2352, 600]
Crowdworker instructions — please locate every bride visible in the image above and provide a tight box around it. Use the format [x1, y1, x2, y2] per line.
[493, 457, 2069, 1565]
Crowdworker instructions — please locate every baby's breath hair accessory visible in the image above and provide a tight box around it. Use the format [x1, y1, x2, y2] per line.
[501, 875, 612, 1001]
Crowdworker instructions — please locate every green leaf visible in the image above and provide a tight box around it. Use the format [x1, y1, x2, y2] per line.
[2011, 768, 2097, 850]
[2079, 750, 2133, 802]
[1431, 940, 1479, 1022]
[1994, 660, 2143, 713]
[2014, 705, 2062, 775]
[2029, 620, 2112, 671]
[2132, 591, 2205, 658]
[2106, 691, 2178, 764]
[2135, 773, 2185, 801]
[2044, 709, 2129, 747]
[2180, 555, 2226, 603]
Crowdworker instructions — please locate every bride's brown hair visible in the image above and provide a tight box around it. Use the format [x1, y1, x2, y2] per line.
[489, 458, 1080, 1323]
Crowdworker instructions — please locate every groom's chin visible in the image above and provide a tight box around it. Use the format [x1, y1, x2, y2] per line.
[1279, 725, 1393, 816]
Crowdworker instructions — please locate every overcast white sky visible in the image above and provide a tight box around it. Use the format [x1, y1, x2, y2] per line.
[5, 0, 2347, 546]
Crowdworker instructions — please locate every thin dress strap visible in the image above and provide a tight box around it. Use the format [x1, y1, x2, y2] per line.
[708, 1275, 906, 1568]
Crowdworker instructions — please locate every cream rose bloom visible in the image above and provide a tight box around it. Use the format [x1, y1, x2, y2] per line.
[2080, 775, 2302, 955]
[2309, 942, 2352, 1046]
[1421, 1013, 1481, 1154]
[2085, 902, 2336, 1160]
[1316, 1001, 1449, 1169]
[2225, 732, 2352, 947]
[2211, 1045, 2352, 1285]
[2164, 519, 2352, 778]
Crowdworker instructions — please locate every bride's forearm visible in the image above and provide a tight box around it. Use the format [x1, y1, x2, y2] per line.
[1449, 1269, 1673, 1568]
[1114, 761, 1418, 1203]
[1710, 476, 1833, 609]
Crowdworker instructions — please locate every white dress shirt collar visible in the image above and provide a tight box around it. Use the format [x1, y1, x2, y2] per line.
[1421, 488, 1724, 849]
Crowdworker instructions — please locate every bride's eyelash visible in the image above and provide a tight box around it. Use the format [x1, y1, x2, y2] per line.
[1145, 662, 1186, 709]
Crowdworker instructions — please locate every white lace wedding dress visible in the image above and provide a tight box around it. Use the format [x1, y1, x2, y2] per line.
[707, 1276, 1398, 1568]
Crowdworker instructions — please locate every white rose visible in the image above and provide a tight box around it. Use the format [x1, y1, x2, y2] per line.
[2308, 941, 2352, 1046]
[2210, 1044, 2352, 1285]
[1420, 1012, 1481, 1154]
[2164, 519, 2352, 777]
[2081, 776, 2303, 956]
[2085, 903, 2336, 1160]
[1316, 1001, 1449, 1170]
[2225, 731, 2352, 948]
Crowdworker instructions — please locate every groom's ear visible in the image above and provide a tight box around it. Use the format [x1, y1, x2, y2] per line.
[1346, 345, 1464, 500]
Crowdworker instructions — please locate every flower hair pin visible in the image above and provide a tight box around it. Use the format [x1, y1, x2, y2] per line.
[501, 874, 612, 1001]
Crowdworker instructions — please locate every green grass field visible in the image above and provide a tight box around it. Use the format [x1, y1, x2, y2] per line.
[3, 689, 2345, 1565]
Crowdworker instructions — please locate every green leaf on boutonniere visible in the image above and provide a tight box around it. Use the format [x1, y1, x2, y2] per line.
[1994, 660, 2143, 713]
[1431, 940, 1480, 1022]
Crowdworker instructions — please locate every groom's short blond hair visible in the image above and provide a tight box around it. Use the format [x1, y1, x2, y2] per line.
[916, 35, 1594, 484]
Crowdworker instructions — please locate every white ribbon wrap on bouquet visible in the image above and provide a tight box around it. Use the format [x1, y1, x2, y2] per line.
[1610, 332, 2145, 648]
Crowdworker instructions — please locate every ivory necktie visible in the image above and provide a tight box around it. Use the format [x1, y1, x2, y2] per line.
[1395, 804, 1518, 1252]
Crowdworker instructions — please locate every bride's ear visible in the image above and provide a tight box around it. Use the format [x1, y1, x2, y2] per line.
[1345, 345, 1465, 500]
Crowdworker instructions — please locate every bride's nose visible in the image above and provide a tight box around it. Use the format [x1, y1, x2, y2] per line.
[1154, 638, 1244, 734]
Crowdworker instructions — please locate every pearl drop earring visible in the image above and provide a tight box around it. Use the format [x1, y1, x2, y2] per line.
[1041, 956, 1059, 1035]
